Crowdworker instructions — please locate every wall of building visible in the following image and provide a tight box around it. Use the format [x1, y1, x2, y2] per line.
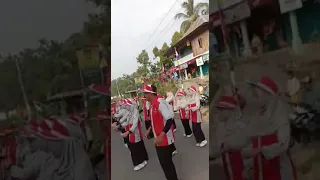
[191, 31, 209, 56]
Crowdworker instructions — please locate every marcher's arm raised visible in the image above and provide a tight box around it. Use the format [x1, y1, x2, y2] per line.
[260, 124, 290, 160]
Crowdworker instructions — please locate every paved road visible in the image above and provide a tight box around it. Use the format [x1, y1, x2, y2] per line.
[111, 118, 209, 180]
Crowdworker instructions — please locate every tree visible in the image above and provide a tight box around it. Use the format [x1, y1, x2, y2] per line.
[152, 47, 159, 58]
[171, 31, 184, 46]
[110, 74, 136, 97]
[136, 50, 151, 77]
[174, 0, 209, 33]
[152, 43, 173, 70]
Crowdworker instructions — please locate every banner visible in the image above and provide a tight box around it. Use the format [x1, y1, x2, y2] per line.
[278, 0, 302, 13]
[76, 46, 100, 70]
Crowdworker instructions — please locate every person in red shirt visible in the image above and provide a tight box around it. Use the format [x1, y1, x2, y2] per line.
[141, 84, 178, 180]
[174, 91, 192, 137]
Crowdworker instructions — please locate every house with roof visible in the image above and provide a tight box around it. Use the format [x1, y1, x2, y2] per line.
[165, 15, 209, 80]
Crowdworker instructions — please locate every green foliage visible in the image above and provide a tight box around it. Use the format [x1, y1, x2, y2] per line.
[110, 74, 136, 97]
[0, 0, 110, 119]
[171, 31, 184, 46]
[174, 0, 209, 32]
[136, 50, 151, 77]
[152, 79, 178, 96]
[152, 43, 173, 70]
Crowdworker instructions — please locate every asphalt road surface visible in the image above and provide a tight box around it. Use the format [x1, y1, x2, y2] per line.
[111, 118, 209, 180]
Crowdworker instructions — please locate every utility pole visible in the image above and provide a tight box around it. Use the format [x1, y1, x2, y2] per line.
[115, 79, 121, 98]
[217, 0, 236, 94]
[15, 57, 32, 122]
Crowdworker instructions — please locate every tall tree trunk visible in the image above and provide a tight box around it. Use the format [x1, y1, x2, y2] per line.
[15, 58, 32, 122]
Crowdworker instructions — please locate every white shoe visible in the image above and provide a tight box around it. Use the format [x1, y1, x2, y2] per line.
[143, 160, 147, 165]
[172, 150, 178, 156]
[134, 162, 146, 171]
[199, 140, 207, 147]
[173, 129, 177, 132]
[196, 143, 200, 147]
[183, 133, 186, 136]
[186, 134, 193, 138]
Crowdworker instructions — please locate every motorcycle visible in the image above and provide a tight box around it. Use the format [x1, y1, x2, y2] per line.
[289, 103, 320, 145]
[200, 94, 209, 107]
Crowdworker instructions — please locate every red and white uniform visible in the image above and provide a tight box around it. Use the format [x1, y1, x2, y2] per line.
[242, 76, 297, 180]
[150, 97, 175, 146]
[125, 99, 143, 143]
[175, 91, 189, 119]
[188, 86, 202, 123]
[213, 96, 247, 180]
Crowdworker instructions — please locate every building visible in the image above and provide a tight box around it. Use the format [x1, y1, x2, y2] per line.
[165, 15, 209, 79]
[209, 0, 320, 58]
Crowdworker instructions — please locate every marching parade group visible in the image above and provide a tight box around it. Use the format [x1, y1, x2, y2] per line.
[0, 109, 109, 180]
[111, 84, 208, 180]
[212, 76, 298, 180]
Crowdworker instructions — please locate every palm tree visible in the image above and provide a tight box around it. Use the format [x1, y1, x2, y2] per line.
[174, 0, 209, 33]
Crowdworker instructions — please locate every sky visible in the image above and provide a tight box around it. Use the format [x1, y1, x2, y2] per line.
[111, 0, 208, 79]
[0, 0, 97, 55]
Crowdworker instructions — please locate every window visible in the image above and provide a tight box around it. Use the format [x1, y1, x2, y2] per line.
[198, 38, 203, 48]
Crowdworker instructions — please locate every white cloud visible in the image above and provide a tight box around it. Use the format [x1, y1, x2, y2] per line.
[111, 0, 208, 79]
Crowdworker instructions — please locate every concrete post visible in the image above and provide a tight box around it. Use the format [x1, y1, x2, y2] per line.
[240, 20, 252, 56]
[289, 10, 303, 54]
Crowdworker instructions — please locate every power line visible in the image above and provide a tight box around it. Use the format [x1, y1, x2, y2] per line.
[142, 0, 180, 49]
[145, 15, 178, 50]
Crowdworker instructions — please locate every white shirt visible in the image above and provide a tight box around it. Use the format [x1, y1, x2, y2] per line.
[158, 99, 174, 120]
[286, 77, 300, 96]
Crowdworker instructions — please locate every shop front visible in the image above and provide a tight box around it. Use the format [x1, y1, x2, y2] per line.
[281, 0, 317, 52]
[196, 52, 209, 77]
[210, 0, 252, 57]
[179, 63, 188, 80]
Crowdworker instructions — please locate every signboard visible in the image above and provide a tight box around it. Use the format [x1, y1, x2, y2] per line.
[278, 0, 303, 13]
[174, 53, 194, 67]
[179, 63, 188, 70]
[196, 56, 204, 66]
[223, 1, 251, 24]
[76, 46, 101, 70]
[210, 0, 244, 12]
[203, 54, 209, 62]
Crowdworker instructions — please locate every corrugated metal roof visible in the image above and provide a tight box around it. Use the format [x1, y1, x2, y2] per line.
[180, 15, 209, 41]
[165, 15, 209, 56]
